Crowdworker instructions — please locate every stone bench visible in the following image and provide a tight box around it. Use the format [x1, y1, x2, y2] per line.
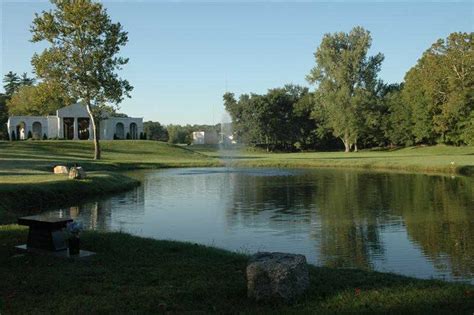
[18, 214, 73, 251]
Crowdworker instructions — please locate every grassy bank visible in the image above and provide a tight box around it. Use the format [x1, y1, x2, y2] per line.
[1, 141, 474, 218]
[192, 144, 474, 176]
[1, 225, 473, 314]
[0, 140, 218, 217]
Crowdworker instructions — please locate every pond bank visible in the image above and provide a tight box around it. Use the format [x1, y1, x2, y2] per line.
[1, 141, 473, 221]
[0, 225, 473, 313]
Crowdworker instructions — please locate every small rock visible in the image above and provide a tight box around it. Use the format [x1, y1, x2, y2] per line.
[69, 166, 87, 179]
[247, 252, 310, 302]
[53, 165, 69, 174]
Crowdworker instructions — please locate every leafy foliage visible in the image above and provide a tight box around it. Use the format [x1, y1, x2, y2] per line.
[307, 26, 384, 152]
[30, 0, 132, 159]
[7, 81, 74, 116]
[402, 32, 473, 145]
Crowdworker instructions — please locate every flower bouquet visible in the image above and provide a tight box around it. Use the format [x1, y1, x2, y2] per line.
[66, 221, 83, 255]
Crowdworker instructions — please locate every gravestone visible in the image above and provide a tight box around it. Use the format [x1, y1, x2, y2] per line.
[247, 252, 310, 302]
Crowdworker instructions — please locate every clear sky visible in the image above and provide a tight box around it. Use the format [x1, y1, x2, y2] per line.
[1, 1, 473, 124]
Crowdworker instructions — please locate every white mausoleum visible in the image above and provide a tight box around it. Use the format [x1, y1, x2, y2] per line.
[7, 103, 143, 140]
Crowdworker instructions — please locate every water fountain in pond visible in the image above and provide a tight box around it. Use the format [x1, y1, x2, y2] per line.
[219, 111, 238, 169]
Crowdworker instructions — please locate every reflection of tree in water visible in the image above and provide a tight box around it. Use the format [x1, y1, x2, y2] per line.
[226, 172, 320, 232]
[226, 169, 474, 278]
[312, 171, 387, 270]
[56, 184, 145, 231]
[390, 174, 474, 277]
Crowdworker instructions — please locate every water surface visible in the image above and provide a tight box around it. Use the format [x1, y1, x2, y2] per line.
[50, 168, 474, 283]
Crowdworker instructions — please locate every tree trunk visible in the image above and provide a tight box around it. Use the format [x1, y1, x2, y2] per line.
[85, 103, 101, 160]
[342, 133, 350, 153]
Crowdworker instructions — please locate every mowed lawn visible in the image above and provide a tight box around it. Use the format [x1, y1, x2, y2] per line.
[192, 144, 474, 176]
[0, 140, 217, 180]
[1, 225, 473, 314]
[0, 141, 218, 217]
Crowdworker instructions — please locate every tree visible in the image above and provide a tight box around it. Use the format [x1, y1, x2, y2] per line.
[7, 81, 74, 116]
[402, 32, 473, 145]
[144, 121, 169, 141]
[307, 26, 384, 152]
[0, 93, 9, 140]
[19, 73, 35, 87]
[2, 72, 20, 97]
[31, 0, 133, 159]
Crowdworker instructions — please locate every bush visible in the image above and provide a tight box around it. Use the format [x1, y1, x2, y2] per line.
[27, 131, 33, 139]
[113, 133, 119, 140]
[10, 131, 16, 141]
[43, 133, 47, 140]
[139, 132, 144, 140]
[126, 132, 131, 140]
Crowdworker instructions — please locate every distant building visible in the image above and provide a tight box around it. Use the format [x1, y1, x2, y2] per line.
[7, 103, 143, 140]
[192, 131, 218, 145]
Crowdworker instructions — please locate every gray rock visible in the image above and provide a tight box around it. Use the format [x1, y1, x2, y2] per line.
[53, 165, 69, 174]
[247, 252, 310, 302]
[69, 166, 87, 179]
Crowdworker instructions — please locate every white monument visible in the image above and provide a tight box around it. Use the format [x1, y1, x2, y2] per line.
[7, 103, 143, 140]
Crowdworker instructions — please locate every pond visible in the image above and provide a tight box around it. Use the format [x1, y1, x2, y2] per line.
[51, 167, 473, 283]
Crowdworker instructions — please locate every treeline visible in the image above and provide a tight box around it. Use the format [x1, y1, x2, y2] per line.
[144, 121, 220, 144]
[224, 29, 473, 151]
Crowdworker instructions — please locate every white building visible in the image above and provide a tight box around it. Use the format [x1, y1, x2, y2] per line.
[192, 131, 218, 145]
[7, 103, 143, 140]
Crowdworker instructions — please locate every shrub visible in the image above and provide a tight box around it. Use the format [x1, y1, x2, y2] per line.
[113, 133, 118, 140]
[10, 131, 16, 141]
[126, 132, 131, 140]
[43, 133, 47, 140]
[139, 132, 144, 140]
[27, 131, 33, 139]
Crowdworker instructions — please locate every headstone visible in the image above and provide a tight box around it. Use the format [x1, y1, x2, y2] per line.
[53, 165, 69, 174]
[69, 166, 87, 179]
[247, 252, 310, 302]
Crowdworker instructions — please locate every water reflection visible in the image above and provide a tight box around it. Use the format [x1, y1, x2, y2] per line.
[44, 168, 473, 283]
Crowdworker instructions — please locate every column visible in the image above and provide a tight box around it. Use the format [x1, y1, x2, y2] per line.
[73, 118, 78, 140]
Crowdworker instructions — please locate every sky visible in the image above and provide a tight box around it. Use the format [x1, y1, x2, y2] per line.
[1, 1, 473, 125]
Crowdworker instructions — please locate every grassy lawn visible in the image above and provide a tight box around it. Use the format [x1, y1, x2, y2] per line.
[0, 140, 218, 217]
[1, 141, 473, 218]
[192, 144, 474, 176]
[1, 225, 473, 314]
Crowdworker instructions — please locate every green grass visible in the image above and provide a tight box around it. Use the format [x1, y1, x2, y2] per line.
[192, 144, 474, 176]
[0, 140, 218, 217]
[0, 225, 473, 314]
[1, 141, 473, 218]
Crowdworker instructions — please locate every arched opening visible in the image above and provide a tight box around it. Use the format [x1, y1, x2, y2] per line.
[115, 122, 124, 139]
[78, 118, 90, 140]
[32, 122, 42, 140]
[16, 122, 26, 140]
[130, 123, 137, 139]
[63, 118, 74, 140]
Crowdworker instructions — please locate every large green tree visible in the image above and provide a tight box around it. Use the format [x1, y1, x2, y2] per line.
[403, 32, 473, 145]
[307, 26, 384, 152]
[7, 81, 74, 116]
[31, 0, 132, 159]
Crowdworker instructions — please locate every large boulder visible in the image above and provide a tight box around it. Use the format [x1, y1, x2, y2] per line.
[247, 252, 310, 302]
[53, 165, 69, 174]
[69, 166, 87, 180]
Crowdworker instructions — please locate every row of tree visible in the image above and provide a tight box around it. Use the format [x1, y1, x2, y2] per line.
[224, 29, 473, 151]
[143, 121, 220, 144]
